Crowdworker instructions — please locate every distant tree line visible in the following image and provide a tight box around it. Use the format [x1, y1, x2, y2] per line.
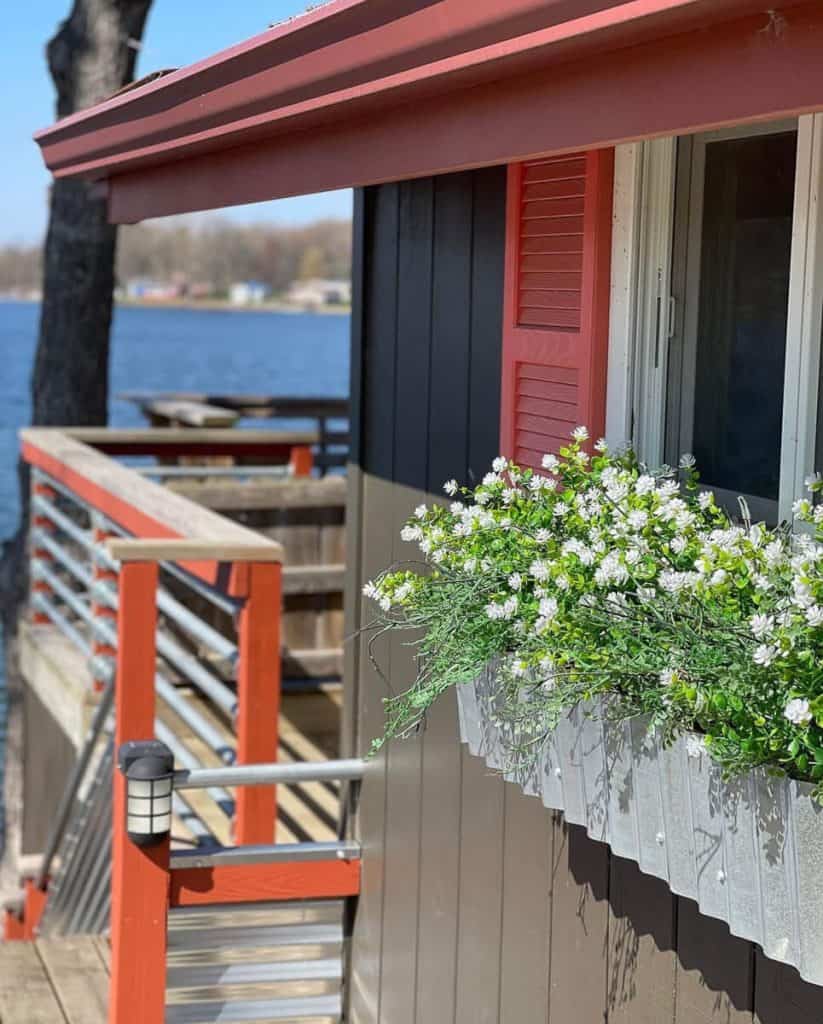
[0, 215, 353, 296]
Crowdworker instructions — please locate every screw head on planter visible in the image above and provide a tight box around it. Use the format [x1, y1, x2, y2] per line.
[117, 740, 174, 847]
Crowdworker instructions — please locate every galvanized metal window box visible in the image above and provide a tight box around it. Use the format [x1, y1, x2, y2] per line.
[456, 663, 823, 986]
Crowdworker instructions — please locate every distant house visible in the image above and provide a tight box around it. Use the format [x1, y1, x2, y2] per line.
[287, 278, 351, 308]
[229, 280, 270, 305]
[124, 278, 180, 301]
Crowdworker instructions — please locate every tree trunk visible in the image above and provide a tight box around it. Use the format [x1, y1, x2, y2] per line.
[0, 0, 154, 627]
[0, 0, 154, 892]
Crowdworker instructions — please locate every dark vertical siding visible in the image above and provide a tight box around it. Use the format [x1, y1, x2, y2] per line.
[346, 168, 823, 1024]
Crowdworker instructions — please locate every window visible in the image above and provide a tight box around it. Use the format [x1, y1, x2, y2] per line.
[609, 115, 823, 524]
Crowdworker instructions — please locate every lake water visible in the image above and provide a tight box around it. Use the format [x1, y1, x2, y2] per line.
[0, 301, 350, 542]
[0, 300, 349, 836]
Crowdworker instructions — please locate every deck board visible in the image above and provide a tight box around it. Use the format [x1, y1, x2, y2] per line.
[36, 938, 109, 1024]
[0, 939, 110, 1024]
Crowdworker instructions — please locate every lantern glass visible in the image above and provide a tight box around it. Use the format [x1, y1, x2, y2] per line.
[118, 740, 175, 847]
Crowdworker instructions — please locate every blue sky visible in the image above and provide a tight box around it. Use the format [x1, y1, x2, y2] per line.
[0, 2, 352, 245]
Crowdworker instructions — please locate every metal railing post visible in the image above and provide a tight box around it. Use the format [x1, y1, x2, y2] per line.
[109, 561, 169, 1024]
[30, 477, 57, 624]
[91, 513, 118, 693]
[234, 562, 282, 845]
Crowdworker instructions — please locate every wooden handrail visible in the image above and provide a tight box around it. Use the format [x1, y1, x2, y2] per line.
[21, 430, 284, 584]
[65, 426, 318, 456]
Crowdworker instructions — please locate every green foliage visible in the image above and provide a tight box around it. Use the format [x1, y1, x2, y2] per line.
[363, 430, 823, 798]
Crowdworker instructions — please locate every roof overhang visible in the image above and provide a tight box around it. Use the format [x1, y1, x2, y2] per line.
[34, 0, 823, 221]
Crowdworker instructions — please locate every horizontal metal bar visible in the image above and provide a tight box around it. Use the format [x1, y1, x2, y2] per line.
[156, 588, 237, 663]
[173, 758, 364, 790]
[32, 468, 89, 514]
[31, 593, 93, 657]
[155, 631, 236, 716]
[156, 674, 235, 764]
[169, 839, 361, 870]
[89, 563, 238, 665]
[155, 719, 233, 818]
[161, 560, 244, 616]
[32, 557, 93, 622]
[31, 529, 93, 589]
[135, 464, 291, 479]
[92, 512, 245, 615]
[32, 494, 94, 553]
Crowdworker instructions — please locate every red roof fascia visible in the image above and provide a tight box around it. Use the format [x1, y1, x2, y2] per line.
[35, 0, 783, 183]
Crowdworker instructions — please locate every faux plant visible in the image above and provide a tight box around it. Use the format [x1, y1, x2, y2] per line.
[363, 428, 823, 798]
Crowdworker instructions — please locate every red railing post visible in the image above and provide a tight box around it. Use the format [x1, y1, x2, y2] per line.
[30, 478, 57, 624]
[109, 561, 169, 1024]
[289, 445, 314, 477]
[234, 562, 282, 845]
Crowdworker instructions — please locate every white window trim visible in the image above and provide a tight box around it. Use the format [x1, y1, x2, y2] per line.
[780, 114, 823, 520]
[607, 116, 823, 520]
[607, 139, 676, 463]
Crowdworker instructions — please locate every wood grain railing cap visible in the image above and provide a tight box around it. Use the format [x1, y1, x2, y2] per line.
[20, 428, 285, 564]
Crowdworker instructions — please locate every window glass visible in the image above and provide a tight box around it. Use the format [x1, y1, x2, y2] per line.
[691, 131, 796, 502]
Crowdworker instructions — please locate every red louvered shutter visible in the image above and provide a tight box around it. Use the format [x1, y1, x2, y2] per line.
[500, 149, 614, 467]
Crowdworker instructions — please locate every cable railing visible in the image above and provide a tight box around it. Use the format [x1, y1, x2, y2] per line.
[6, 427, 363, 1022]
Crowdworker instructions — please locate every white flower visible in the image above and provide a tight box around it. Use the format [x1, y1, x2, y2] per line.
[379, 596, 391, 612]
[362, 581, 379, 599]
[753, 644, 778, 667]
[572, 426, 589, 443]
[552, 501, 570, 518]
[670, 536, 687, 555]
[541, 453, 559, 472]
[627, 510, 648, 530]
[400, 524, 423, 543]
[709, 569, 727, 587]
[492, 456, 508, 473]
[750, 613, 775, 639]
[679, 453, 696, 469]
[449, 502, 464, 516]
[463, 557, 477, 573]
[502, 488, 518, 506]
[539, 597, 558, 620]
[805, 605, 823, 627]
[594, 438, 609, 453]
[659, 668, 678, 687]
[634, 475, 656, 495]
[534, 528, 552, 543]
[685, 734, 707, 759]
[443, 479, 458, 496]
[555, 574, 570, 590]
[394, 581, 413, 603]
[414, 504, 428, 519]
[697, 490, 713, 510]
[806, 473, 822, 490]
[764, 540, 785, 567]
[530, 559, 551, 582]
[508, 572, 523, 592]
[784, 698, 813, 727]
[482, 472, 500, 487]
[625, 548, 641, 566]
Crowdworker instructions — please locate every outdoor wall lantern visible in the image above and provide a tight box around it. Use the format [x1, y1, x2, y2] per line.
[117, 740, 174, 847]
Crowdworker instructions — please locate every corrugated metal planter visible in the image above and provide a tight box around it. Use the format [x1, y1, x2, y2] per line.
[455, 662, 823, 986]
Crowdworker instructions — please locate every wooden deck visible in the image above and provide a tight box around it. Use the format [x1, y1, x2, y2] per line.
[0, 936, 110, 1023]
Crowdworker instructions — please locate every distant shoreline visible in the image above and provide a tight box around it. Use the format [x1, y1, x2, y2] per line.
[0, 295, 351, 316]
